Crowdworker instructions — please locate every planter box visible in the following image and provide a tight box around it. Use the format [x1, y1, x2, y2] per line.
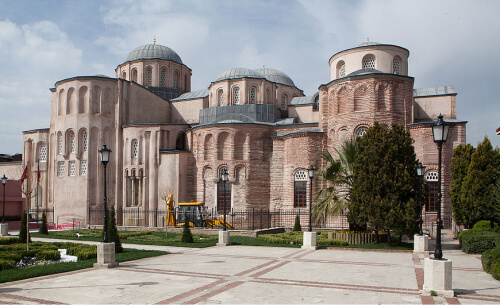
[328, 231, 388, 244]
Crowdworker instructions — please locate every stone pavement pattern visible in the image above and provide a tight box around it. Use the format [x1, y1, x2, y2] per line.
[0, 238, 500, 304]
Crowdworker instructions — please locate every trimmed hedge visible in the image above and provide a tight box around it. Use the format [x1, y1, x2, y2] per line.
[472, 220, 500, 232]
[482, 245, 500, 280]
[460, 230, 500, 254]
[257, 232, 349, 247]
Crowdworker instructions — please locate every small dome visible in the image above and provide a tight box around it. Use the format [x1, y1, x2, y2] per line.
[215, 68, 265, 82]
[356, 41, 382, 47]
[255, 67, 295, 87]
[347, 68, 384, 77]
[125, 44, 183, 64]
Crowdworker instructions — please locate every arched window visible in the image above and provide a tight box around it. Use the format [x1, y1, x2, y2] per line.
[362, 55, 375, 69]
[425, 171, 439, 212]
[132, 69, 138, 83]
[313, 95, 319, 111]
[145, 67, 153, 86]
[233, 87, 240, 104]
[356, 127, 367, 137]
[218, 89, 224, 106]
[69, 132, 76, 154]
[39, 143, 47, 162]
[122, 71, 126, 79]
[250, 87, 257, 104]
[82, 130, 88, 152]
[57, 132, 63, 155]
[281, 94, 288, 110]
[294, 170, 308, 208]
[337, 61, 346, 78]
[131, 139, 138, 159]
[266, 88, 271, 104]
[173, 71, 179, 88]
[217, 167, 231, 213]
[80, 160, 87, 176]
[392, 56, 401, 74]
[160, 68, 167, 87]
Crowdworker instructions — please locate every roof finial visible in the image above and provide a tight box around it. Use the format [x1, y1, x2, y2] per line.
[154, 36, 156, 45]
[367, 37, 369, 42]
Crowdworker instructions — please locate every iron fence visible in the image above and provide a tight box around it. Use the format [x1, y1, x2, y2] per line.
[88, 207, 349, 230]
[28, 208, 54, 224]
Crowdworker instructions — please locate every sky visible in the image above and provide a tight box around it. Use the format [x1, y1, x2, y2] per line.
[0, 0, 499, 154]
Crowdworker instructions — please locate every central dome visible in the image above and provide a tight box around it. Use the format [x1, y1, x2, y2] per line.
[255, 68, 295, 87]
[125, 44, 183, 64]
[215, 68, 265, 82]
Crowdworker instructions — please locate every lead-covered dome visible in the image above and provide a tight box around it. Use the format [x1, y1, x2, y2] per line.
[215, 68, 265, 82]
[125, 44, 183, 64]
[255, 68, 295, 87]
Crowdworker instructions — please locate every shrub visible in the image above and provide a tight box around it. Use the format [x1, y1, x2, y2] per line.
[36, 250, 61, 261]
[18, 211, 31, 244]
[0, 237, 19, 245]
[482, 249, 494, 273]
[293, 215, 302, 232]
[107, 206, 123, 253]
[181, 213, 194, 243]
[461, 231, 500, 254]
[39, 213, 49, 234]
[472, 220, 500, 232]
[0, 259, 16, 270]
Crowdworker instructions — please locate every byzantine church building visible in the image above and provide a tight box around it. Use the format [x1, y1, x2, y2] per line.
[21, 41, 466, 227]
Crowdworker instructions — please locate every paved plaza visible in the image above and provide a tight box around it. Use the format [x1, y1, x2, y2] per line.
[0, 236, 499, 304]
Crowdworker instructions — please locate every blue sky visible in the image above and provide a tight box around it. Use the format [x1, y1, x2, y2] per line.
[1, 0, 499, 154]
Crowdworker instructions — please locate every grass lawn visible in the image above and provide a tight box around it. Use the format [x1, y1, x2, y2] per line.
[0, 248, 166, 284]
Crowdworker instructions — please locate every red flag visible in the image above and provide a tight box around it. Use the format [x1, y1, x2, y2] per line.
[20, 166, 28, 183]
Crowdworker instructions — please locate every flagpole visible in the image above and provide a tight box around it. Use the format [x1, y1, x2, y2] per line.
[36, 159, 39, 223]
[26, 162, 30, 251]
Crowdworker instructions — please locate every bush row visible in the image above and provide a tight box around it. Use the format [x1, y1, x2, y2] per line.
[458, 221, 500, 254]
[482, 245, 500, 280]
[257, 232, 348, 247]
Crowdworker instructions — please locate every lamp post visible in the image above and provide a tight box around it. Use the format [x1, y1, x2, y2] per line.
[1, 175, 7, 223]
[416, 162, 426, 236]
[221, 168, 229, 231]
[99, 145, 111, 243]
[308, 165, 315, 232]
[432, 114, 450, 260]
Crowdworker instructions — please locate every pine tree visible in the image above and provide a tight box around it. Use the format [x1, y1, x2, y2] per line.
[107, 205, 123, 253]
[293, 215, 302, 231]
[349, 123, 419, 243]
[450, 144, 476, 228]
[181, 213, 194, 243]
[19, 211, 31, 243]
[39, 212, 49, 234]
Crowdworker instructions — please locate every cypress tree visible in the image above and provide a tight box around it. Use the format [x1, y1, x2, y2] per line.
[19, 211, 31, 243]
[181, 213, 194, 243]
[293, 215, 302, 232]
[107, 205, 123, 253]
[39, 212, 49, 234]
[450, 144, 476, 228]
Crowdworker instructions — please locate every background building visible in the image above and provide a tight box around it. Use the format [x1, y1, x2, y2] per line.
[20, 41, 466, 229]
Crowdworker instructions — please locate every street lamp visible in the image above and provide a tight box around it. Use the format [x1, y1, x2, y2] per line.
[221, 168, 229, 231]
[99, 144, 111, 243]
[432, 114, 450, 260]
[308, 165, 315, 232]
[416, 162, 426, 236]
[1, 175, 7, 223]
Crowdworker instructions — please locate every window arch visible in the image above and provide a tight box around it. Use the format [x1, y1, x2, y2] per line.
[173, 71, 179, 88]
[160, 68, 167, 87]
[131, 139, 138, 159]
[281, 94, 288, 110]
[337, 61, 346, 78]
[294, 170, 308, 208]
[425, 171, 439, 212]
[362, 55, 375, 69]
[250, 87, 257, 104]
[218, 89, 224, 106]
[425, 171, 438, 182]
[38, 143, 47, 162]
[132, 69, 138, 83]
[392, 56, 401, 74]
[57, 132, 63, 155]
[233, 87, 240, 104]
[145, 67, 153, 86]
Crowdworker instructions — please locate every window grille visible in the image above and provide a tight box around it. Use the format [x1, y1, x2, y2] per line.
[69, 132, 76, 154]
[250, 87, 256, 104]
[132, 140, 138, 159]
[233, 87, 240, 104]
[356, 127, 367, 137]
[146, 67, 153, 86]
[132, 69, 138, 82]
[39, 144, 47, 162]
[281, 94, 288, 110]
[160, 68, 167, 87]
[339, 62, 346, 77]
[57, 161, 65, 177]
[392, 57, 400, 74]
[80, 160, 87, 176]
[363, 56, 375, 69]
[219, 90, 224, 106]
[173, 71, 178, 88]
[69, 161, 76, 177]
[58, 133, 63, 155]
[82, 131, 88, 152]
[425, 171, 438, 182]
[294, 170, 308, 181]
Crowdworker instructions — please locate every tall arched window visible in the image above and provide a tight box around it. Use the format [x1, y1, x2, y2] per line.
[217, 167, 231, 213]
[82, 130, 88, 152]
[266, 88, 271, 104]
[362, 55, 375, 69]
[337, 61, 346, 78]
[233, 87, 240, 104]
[57, 132, 63, 155]
[250, 87, 257, 104]
[131, 139, 138, 159]
[69, 132, 76, 154]
[294, 170, 308, 208]
[132, 69, 138, 83]
[122, 71, 126, 79]
[281, 94, 288, 110]
[356, 127, 367, 137]
[425, 171, 439, 212]
[160, 68, 167, 87]
[392, 56, 401, 74]
[145, 67, 153, 86]
[173, 71, 179, 88]
[39, 143, 47, 162]
[218, 89, 224, 106]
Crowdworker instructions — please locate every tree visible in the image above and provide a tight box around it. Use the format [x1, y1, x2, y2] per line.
[450, 144, 476, 228]
[293, 215, 302, 232]
[181, 213, 194, 243]
[107, 205, 123, 253]
[313, 138, 358, 226]
[19, 211, 31, 244]
[461, 137, 500, 228]
[38, 212, 49, 234]
[349, 123, 419, 242]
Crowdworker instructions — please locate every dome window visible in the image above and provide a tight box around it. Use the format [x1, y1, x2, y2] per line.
[132, 69, 138, 83]
[392, 57, 401, 74]
[250, 87, 257, 104]
[281, 94, 288, 110]
[337, 61, 346, 78]
[233, 87, 240, 104]
[173, 71, 179, 89]
[362, 55, 375, 69]
[122, 71, 126, 79]
[145, 67, 153, 87]
[160, 68, 167, 87]
[218, 89, 224, 106]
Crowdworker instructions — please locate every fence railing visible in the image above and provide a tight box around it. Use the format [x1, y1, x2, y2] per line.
[28, 208, 54, 224]
[88, 207, 349, 230]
